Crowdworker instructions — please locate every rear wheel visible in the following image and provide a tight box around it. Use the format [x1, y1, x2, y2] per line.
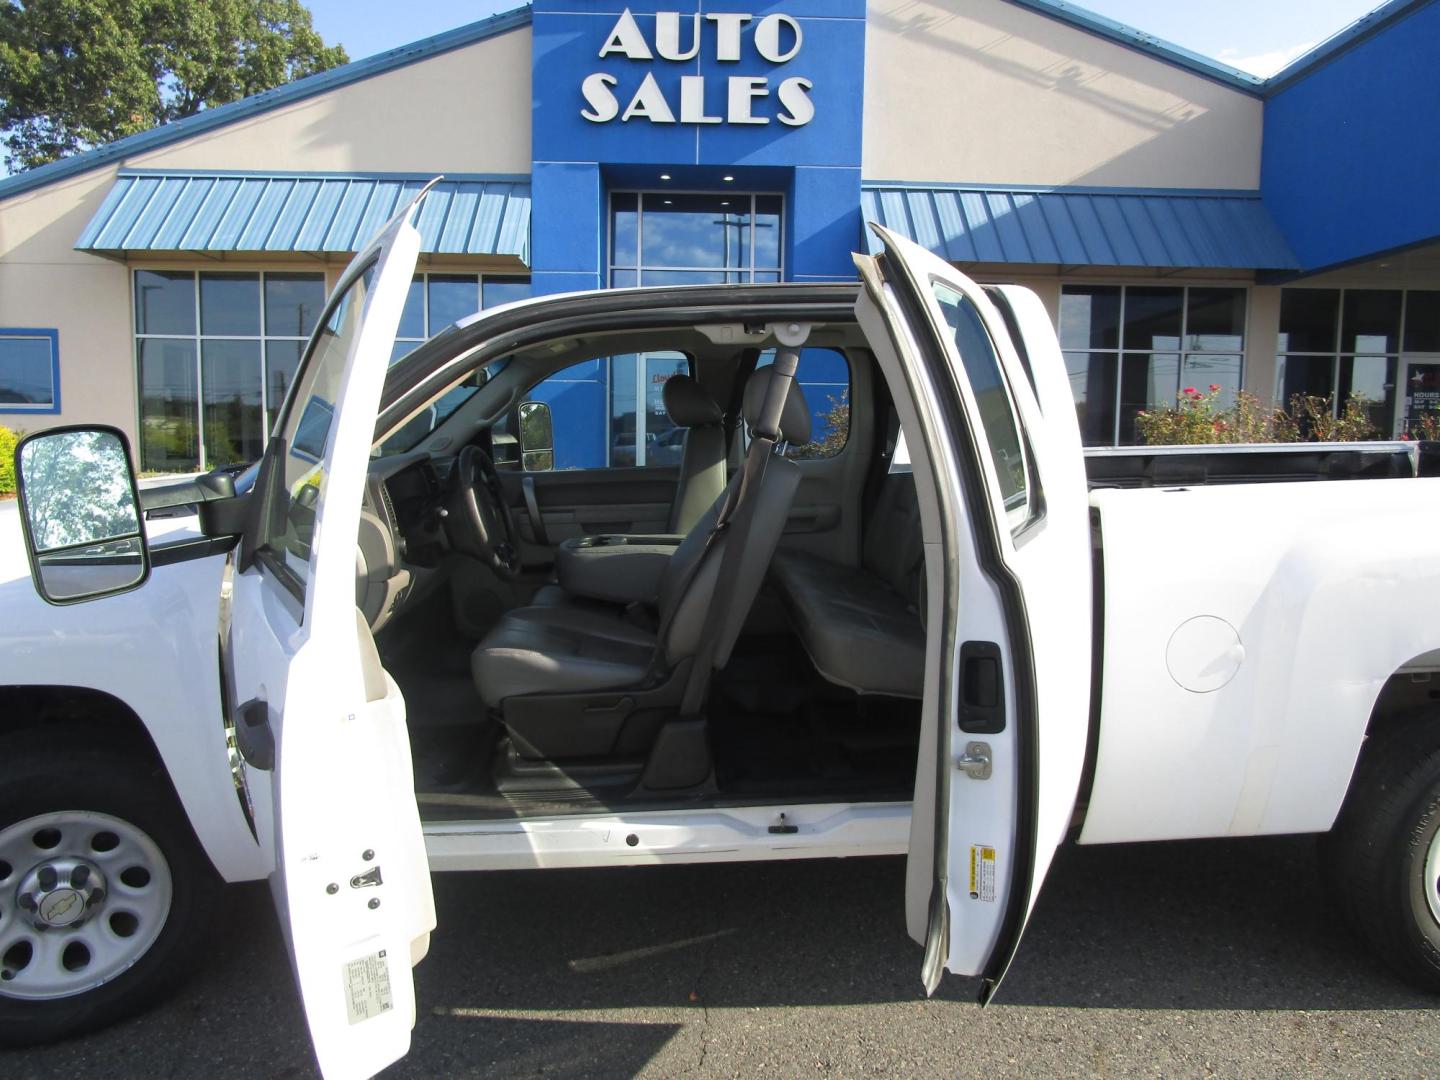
[0, 730, 221, 1044]
[1321, 722, 1440, 992]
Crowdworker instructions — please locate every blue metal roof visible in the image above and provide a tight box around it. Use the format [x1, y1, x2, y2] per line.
[861, 184, 1300, 270]
[76, 171, 530, 260]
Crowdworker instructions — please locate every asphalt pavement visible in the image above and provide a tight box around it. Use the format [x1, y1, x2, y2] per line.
[2, 834, 1437, 1078]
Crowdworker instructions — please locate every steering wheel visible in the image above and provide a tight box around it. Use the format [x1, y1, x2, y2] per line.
[447, 445, 520, 579]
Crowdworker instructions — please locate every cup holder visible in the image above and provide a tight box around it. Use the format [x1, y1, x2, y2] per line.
[574, 534, 627, 549]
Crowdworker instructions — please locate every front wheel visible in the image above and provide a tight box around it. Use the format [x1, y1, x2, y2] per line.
[1321, 722, 1440, 992]
[0, 729, 221, 1045]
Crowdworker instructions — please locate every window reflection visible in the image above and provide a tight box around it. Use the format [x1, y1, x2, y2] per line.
[610, 191, 783, 285]
[1059, 284, 1246, 445]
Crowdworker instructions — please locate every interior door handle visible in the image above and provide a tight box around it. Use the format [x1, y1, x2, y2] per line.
[235, 697, 276, 771]
[958, 641, 1005, 734]
[521, 475, 549, 546]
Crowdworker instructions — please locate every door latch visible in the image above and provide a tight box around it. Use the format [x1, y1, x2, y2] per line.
[955, 741, 992, 780]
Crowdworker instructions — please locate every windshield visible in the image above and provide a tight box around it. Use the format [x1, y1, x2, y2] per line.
[377, 355, 511, 456]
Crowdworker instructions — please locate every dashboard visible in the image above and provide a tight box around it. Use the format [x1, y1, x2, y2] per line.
[357, 452, 452, 630]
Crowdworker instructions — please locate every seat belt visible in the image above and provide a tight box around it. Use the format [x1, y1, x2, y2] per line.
[679, 349, 801, 715]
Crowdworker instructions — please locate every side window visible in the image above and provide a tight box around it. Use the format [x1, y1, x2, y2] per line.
[756, 347, 851, 459]
[931, 284, 1031, 528]
[522, 352, 690, 470]
[259, 262, 376, 589]
[0, 329, 59, 414]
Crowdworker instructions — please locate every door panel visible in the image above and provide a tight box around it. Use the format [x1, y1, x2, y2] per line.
[227, 190, 435, 1078]
[498, 465, 681, 553]
[856, 227, 1091, 1001]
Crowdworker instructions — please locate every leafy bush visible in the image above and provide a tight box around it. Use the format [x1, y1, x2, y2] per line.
[1135, 385, 1380, 446]
[0, 425, 17, 496]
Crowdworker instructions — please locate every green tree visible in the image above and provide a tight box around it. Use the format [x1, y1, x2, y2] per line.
[0, 0, 347, 171]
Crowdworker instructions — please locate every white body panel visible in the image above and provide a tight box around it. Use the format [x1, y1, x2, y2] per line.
[422, 802, 911, 872]
[857, 231, 1092, 992]
[226, 207, 435, 1079]
[0, 508, 266, 882]
[1081, 476, 1440, 844]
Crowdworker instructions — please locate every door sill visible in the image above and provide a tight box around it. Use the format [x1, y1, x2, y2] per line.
[421, 799, 913, 871]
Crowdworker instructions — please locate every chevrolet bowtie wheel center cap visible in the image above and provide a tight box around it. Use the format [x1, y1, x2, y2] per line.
[18, 858, 107, 930]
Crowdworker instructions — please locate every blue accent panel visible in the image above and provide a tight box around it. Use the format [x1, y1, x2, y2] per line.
[531, 1, 864, 170]
[1261, 0, 1440, 271]
[1264, 0, 1433, 92]
[788, 167, 861, 281]
[863, 184, 1299, 270]
[0, 7, 533, 203]
[526, 357, 608, 471]
[530, 163, 604, 296]
[0, 327, 62, 415]
[77, 172, 531, 258]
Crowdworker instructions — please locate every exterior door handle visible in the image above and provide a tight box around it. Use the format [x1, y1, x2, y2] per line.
[235, 697, 275, 771]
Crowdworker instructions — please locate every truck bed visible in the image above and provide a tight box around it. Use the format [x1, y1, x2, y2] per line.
[1083, 441, 1439, 489]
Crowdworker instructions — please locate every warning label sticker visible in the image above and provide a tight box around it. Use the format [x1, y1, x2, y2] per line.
[343, 949, 393, 1025]
[969, 845, 996, 902]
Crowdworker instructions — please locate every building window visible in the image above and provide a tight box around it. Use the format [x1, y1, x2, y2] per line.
[609, 191, 783, 286]
[522, 352, 692, 471]
[1277, 289, 1440, 436]
[134, 270, 326, 472]
[0, 328, 60, 414]
[390, 274, 532, 363]
[1060, 285, 1247, 446]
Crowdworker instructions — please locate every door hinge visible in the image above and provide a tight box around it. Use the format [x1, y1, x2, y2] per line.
[956, 741, 992, 780]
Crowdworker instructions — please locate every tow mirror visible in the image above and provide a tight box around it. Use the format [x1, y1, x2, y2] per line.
[519, 400, 554, 472]
[15, 426, 149, 605]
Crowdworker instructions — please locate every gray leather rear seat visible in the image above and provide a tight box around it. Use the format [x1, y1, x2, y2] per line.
[770, 472, 926, 697]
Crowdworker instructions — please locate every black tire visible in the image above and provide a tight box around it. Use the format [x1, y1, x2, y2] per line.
[1320, 721, 1440, 992]
[0, 726, 222, 1045]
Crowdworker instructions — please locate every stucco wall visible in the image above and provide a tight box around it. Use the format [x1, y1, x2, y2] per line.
[863, 0, 1263, 189]
[132, 27, 532, 175]
[0, 169, 135, 441]
[0, 26, 532, 442]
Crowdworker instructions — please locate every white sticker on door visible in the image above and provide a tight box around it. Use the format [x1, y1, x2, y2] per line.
[343, 949, 394, 1024]
[969, 845, 996, 902]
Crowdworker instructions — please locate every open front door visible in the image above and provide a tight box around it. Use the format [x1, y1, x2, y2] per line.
[224, 189, 435, 1078]
[855, 227, 1092, 1001]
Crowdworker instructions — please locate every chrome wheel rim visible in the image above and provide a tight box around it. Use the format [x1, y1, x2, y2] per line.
[1426, 822, 1440, 929]
[0, 811, 173, 1000]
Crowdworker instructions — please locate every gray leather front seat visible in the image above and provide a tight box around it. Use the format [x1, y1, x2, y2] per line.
[472, 367, 811, 710]
[661, 374, 727, 534]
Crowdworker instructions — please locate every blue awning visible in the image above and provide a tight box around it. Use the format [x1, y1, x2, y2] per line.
[76, 171, 530, 261]
[861, 184, 1299, 270]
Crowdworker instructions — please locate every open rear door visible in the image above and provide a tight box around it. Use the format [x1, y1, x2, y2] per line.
[224, 187, 436, 1077]
[855, 226, 1092, 1001]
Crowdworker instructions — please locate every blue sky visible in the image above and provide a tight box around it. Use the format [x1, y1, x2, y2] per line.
[304, 0, 1387, 77]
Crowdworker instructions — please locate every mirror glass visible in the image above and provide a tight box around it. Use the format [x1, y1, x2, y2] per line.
[519, 401, 553, 452]
[518, 401, 554, 472]
[18, 429, 147, 602]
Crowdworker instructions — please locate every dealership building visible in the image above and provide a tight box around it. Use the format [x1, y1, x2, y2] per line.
[0, 0, 1437, 472]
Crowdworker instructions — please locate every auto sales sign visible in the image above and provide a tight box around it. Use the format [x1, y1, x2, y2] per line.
[531, 0, 866, 168]
[580, 10, 814, 127]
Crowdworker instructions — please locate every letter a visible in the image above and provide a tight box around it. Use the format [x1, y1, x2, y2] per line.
[599, 9, 653, 60]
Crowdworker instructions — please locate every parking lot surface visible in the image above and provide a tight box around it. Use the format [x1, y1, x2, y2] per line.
[2, 835, 1437, 1078]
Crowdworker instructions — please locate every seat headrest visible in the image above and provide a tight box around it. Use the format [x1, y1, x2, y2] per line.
[743, 367, 812, 446]
[662, 373, 723, 428]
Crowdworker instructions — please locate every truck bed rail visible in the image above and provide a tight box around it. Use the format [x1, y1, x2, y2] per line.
[1083, 441, 1440, 488]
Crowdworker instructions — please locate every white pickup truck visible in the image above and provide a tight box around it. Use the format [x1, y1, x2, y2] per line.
[4, 191, 1440, 1077]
